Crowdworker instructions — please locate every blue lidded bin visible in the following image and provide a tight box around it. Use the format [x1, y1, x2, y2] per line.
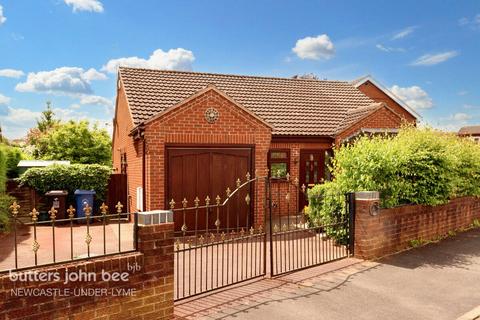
[74, 190, 96, 223]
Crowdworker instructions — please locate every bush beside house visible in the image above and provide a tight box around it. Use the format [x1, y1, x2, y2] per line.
[0, 144, 24, 231]
[307, 127, 480, 241]
[17, 164, 112, 201]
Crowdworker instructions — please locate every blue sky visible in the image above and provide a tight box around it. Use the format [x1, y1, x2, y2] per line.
[0, 0, 479, 139]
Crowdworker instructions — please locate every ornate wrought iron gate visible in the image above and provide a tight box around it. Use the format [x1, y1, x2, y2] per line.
[172, 173, 267, 301]
[172, 172, 354, 300]
[268, 175, 354, 276]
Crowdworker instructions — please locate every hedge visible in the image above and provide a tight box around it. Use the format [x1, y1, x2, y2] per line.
[1, 145, 26, 178]
[307, 127, 480, 242]
[0, 194, 15, 232]
[0, 147, 6, 193]
[17, 164, 112, 200]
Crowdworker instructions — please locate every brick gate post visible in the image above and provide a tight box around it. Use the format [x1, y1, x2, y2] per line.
[137, 222, 175, 319]
[353, 191, 381, 260]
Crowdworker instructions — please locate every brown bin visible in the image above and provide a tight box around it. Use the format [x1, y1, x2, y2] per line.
[45, 190, 68, 220]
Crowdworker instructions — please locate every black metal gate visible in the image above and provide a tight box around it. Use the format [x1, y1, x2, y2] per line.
[172, 173, 354, 300]
[268, 175, 355, 276]
[172, 173, 267, 301]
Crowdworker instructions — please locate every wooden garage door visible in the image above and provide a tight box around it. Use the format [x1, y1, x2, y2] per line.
[167, 148, 253, 232]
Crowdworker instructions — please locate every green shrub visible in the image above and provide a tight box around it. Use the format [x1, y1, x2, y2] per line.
[307, 182, 348, 243]
[17, 164, 112, 200]
[0, 194, 15, 232]
[307, 127, 480, 243]
[0, 147, 6, 194]
[0, 145, 26, 179]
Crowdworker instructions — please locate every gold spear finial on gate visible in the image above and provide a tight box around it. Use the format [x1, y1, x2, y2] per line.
[116, 201, 124, 213]
[205, 196, 210, 206]
[30, 208, 39, 223]
[226, 187, 231, 197]
[294, 177, 299, 186]
[182, 198, 188, 208]
[301, 184, 306, 193]
[83, 203, 92, 217]
[100, 202, 108, 215]
[9, 202, 20, 217]
[286, 172, 290, 181]
[236, 178, 241, 188]
[215, 195, 221, 206]
[67, 205, 76, 219]
[194, 197, 200, 208]
[246, 172, 251, 181]
[169, 199, 176, 209]
[49, 206, 57, 221]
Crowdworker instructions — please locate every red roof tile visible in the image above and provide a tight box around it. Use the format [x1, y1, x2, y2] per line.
[119, 67, 377, 136]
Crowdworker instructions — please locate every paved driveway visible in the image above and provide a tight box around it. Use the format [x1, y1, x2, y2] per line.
[175, 229, 480, 320]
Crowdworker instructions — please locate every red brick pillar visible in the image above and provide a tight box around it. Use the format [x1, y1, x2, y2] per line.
[353, 191, 381, 260]
[137, 222, 175, 319]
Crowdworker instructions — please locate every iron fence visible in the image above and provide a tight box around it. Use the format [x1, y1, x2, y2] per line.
[3, 201, 137, 273]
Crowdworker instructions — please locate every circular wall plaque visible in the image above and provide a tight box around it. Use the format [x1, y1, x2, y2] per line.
[204, 108, 219, 124]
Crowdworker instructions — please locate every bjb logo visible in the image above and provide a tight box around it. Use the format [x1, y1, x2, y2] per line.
[127, 262, 141, 273]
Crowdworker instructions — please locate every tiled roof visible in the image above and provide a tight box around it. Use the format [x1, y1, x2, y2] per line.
[459, 125, 480, 135]
[119, 67, 377, 136]
[335, 103, 383, 134]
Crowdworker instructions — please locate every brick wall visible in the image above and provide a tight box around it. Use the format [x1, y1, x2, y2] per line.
[112, 81, 144, 213]
[0, 223, 174, 320]
[356, 80, 417, 123]
[144, 87, 272, 226]
[354, 194, 480, 259]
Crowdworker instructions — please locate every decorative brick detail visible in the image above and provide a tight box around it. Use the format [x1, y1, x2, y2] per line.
[143, 88, 272, 227]
[0, 223, 174, 320]
[354, 196, 480, 259]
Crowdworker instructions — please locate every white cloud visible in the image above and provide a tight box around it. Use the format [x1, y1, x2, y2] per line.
[15, 67, 106, 96]
[0, 69, 24, 78]
[0, 93, 10, 105]
[83, 68, 107, 81]
[292, 34, 335, 60]
[64, 0, 103, 13]
[0, 106, 41, 139]
[375, 44, 405, 53]
[102, 48, 195, 73]
[458, 14, 480, 30]
[458, 90, 468, 96]
[411, 51, 459, 66]
[391, 26, 416, 40]
[390, 85, 433, 110]
[0, 5, 6, 25]
[451, 113, 472, 121]
[79, 95, 112, 107]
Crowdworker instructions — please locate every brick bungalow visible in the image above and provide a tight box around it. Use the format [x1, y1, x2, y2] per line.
[112, 68, 418, 224]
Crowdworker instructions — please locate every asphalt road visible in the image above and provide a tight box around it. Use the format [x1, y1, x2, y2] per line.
[175, 229, 480, 320]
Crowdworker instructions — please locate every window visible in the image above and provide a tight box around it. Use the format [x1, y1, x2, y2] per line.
[268, 149, 290, 179]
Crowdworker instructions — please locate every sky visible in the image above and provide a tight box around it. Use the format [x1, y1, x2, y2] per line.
[0, 0, 479, 139]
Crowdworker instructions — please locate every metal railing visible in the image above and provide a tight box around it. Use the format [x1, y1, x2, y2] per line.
[3, 201, 137, 273]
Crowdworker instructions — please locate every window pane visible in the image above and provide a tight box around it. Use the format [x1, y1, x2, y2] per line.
[271, 163, 287, 178]
[270, 151, 288, 159]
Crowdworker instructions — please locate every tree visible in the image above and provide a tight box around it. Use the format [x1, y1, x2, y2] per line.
[37, 101, 60, 133]
[26, 102, 61, 157]
[36, 120, 112, 165]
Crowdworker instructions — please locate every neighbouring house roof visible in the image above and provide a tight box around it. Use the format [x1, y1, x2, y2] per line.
[17, 160, 71, 168]
[351, 75, 421, 120]
[335, 102, 384, 134]
[458, 125, 480, 135]
[118, 67, 381, 136]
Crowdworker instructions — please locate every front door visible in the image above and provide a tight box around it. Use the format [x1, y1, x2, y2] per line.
[299, 150, 325, 210]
